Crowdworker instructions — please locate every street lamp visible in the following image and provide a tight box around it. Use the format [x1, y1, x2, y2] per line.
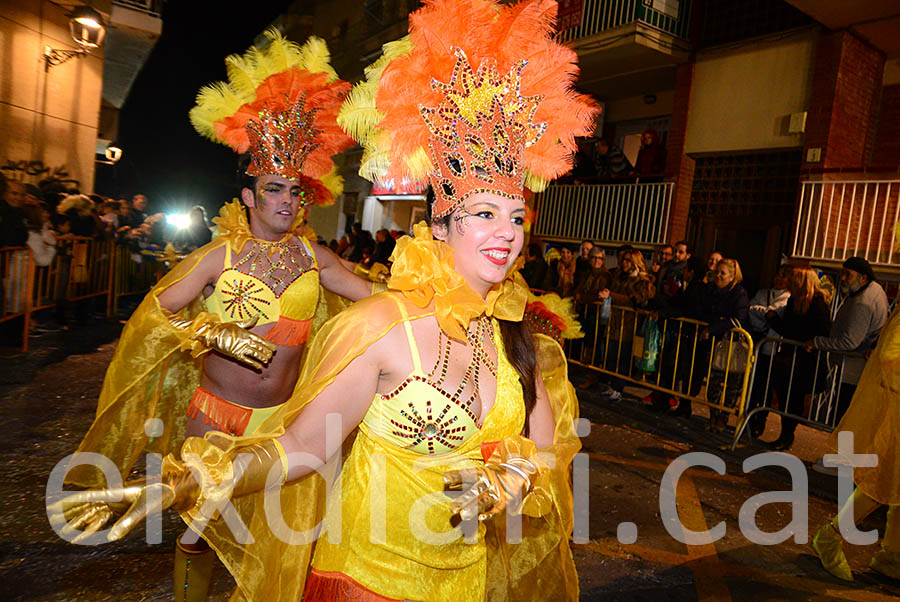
[105, 145, 123, 163]
[44, 5, 107, 70]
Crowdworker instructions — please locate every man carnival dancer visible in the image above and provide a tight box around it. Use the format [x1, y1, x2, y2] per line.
[52, 2, 598, 600]
[61, 30, 374, 601]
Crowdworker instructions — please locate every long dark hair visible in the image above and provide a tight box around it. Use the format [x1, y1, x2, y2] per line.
[426, 189, 539, 434]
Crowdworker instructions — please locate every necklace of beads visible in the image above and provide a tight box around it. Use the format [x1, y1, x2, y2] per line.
[232, 239, 313, 296]
[467, 316, 497, 377]
[427, 316, 497, 408]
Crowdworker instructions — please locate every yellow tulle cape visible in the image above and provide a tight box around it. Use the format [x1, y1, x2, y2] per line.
[830, 305, 900, 505]
[65, 226, 350, 489]
[174, 229, 581, 601]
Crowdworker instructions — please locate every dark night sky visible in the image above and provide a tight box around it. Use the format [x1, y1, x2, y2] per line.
[95, 1, 294, 215]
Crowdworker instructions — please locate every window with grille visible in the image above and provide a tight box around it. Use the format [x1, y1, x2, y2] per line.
[689, 149, 802, 217]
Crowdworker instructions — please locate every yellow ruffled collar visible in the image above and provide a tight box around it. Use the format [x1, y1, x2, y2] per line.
[211, 200, 310, 253]
[388, 222, 528, 340]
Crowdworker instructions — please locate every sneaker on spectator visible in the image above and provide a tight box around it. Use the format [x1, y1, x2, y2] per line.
[597, 383, 621, 401]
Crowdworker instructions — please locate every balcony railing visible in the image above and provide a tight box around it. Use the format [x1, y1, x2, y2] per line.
[559, 0, 691, 43]
[533, 182, 673, 245]
[113, 0, 163, 17]
[792, 179, 900, 268]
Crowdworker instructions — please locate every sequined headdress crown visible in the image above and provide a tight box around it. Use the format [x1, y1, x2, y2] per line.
[339, 0, 599, 218]
[190, 29, 353, 208]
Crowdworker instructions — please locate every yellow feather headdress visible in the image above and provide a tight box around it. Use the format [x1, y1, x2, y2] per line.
[190, 29, 353, 207]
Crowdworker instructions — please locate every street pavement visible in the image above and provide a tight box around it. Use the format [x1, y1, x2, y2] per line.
[1, 321, 899, 601]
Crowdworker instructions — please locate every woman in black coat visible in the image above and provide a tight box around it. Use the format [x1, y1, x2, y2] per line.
[698, 258, 750, 431]
[765, 267, 832, 449]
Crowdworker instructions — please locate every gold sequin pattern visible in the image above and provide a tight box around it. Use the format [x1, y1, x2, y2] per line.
[246, 93, 322, 181]
[418, 47, 547, 218]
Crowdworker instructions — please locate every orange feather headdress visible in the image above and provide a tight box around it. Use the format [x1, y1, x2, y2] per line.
[339, 0, 599, 218]
[190, 29, 353, 208]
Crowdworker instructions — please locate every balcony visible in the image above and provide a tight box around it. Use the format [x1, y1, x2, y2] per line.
[532, 181, 674, 246]
[561, 0, 692, 101]
[792, 177, 900, 271]
[560, 0, 691, 43]
[102, 0, 163, 110]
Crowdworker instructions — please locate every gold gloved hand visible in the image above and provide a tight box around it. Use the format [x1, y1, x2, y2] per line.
[368, 262, 389, 283]
[47, 461, 199, 543]
[443, 457, 539, 523]
[353, 262, 389, 283]
[48, 439, 288, 543]
[165, 310, 276, 369]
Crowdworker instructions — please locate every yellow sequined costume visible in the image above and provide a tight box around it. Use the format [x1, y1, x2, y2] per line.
[65, 202, 348, 489]
[175, 224, 581, 601]
[830, 304, 900, 505]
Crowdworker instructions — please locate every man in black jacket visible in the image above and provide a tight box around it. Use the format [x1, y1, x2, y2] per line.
[0, 179, 28, 247]
[521, 242, 548, 289]
[121, 193, 148, 231]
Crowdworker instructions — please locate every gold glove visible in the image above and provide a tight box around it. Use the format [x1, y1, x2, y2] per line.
[48, 459, 199, 543]
[353, 262, 389, 283]
[443, 457, 539, 523]
[165, 309, 276, 369]
[230, 438, 289, 495]
[368, 262, 389, 283]
[48, 439, 288, 543]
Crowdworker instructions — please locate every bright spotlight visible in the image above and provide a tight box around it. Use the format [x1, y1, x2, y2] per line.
[166, 213, 190, 230]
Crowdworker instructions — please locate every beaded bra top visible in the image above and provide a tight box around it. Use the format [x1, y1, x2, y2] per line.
[362, 303, 519, 456]
[206, 237, 319, 346]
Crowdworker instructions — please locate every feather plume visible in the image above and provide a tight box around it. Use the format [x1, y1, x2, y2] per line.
[359, 146, 392, 182]
[320, 167, 344, 200]
[224, 51, 260, 99]
[337, 83, 383, 141]
[340, 0, 598, 190]
[298, 36, 337, 81]
[191, 31, 353, 186]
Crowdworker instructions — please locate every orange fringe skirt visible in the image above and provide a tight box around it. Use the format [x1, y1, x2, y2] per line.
[303, 569, 401, 602]
[185, 386, 284, 436]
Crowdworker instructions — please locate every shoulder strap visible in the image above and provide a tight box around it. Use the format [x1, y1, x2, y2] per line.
[390, 294, 423, 373]
[223, 243, 232, 268]
[297, 236, 317, 268]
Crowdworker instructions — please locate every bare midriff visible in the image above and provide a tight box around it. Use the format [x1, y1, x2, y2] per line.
[200, 324, 304, 408]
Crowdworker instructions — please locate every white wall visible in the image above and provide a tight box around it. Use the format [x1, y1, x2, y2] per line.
[360, 195, 384, 236]
[685, 30, 816, 154]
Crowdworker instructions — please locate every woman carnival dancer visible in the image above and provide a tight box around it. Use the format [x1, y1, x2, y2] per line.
[60, 30, 377, 601]
[52, 1, 598, 600]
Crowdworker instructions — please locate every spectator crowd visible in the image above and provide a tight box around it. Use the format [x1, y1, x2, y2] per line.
[0, 177, 216, 257]
[0, 175, 217, 338]
[521, 236, 892, 446]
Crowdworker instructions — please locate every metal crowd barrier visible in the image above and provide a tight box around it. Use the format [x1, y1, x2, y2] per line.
[109, 245, 170, 315]
[0, 246, 34, 343]
[566, 302, 754, 446]
[1, 239, 170, 352]
[730, 336, 861, 449]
